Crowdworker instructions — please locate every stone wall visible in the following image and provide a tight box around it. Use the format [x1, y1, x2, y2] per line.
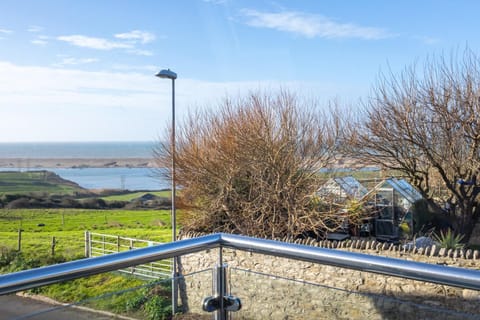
[177, 233, 480, 319]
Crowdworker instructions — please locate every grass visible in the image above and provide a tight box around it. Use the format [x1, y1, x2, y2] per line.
[0, 208, 175, 319]
[100, 190, 170, 202]
[0, 172, 176, 318]
[0, 171, 83, 195]
[0, 208, 173, 258]
[32, 274, 172, 319]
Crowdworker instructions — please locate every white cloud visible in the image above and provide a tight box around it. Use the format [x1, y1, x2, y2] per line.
[112, 64, 159, 72]
[413, 35, 440, 45]
[31, 39, 48, 46]
[241, 9, 391, 40]
[127, 49, 154, 56]
[54, 57, 99, 66]
[0, 61, 350, 141]
[57, 35, 133, 50]
[114, 30, 156, 44]
[0, 28, 13, 39]
[31, 35, 49, 46]
[27, 25, 43, 33]
[57, 32, 156, 55]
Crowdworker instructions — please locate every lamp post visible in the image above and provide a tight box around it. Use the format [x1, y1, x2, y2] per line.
[156, 68, 177, 242]
[156, 68, 178, 313]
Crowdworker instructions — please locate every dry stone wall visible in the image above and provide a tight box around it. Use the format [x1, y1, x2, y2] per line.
[177, 233, 480, 319]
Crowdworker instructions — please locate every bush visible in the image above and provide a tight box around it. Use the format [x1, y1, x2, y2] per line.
[433, 229, 465, 250]
[411, 199, 452, 235]
[0, 247, 17, 268]
[144, 295, 172, 320]
[6, 197, 31, 209]
[80, 198, 107, 209]
[122, 283, 172, 320]
[154, 91, 345, 238]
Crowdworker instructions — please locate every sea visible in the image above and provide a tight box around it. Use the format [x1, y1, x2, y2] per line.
[0, 142, 167, 191]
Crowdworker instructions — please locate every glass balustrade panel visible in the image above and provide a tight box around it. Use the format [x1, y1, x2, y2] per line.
[228, 267, 480, 320]
[0, 268, 213, 320]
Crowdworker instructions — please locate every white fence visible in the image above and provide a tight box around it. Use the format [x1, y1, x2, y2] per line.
[84, 231, 172, 279]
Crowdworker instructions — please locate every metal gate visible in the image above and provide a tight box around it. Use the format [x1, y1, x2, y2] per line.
[85, 231, 172, 279]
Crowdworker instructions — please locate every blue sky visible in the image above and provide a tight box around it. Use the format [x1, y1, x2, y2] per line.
[1, 0, 479, 142]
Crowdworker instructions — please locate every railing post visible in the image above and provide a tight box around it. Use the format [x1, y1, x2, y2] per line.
[203, 245, 241, 318]
[51, 236, 56, 256]
[172, 258, 178, 314]
[17, 229, 22, 252]
[214, 264, 227, 320]
[84, 231, 90, 258]
[202, 263, 241, 319]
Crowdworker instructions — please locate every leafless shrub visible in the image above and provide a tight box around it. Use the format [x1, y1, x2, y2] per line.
[154, 90, 352, 238]
[347, 48, 480, 240]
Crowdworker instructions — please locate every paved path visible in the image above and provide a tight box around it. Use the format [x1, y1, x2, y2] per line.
[0, 295, 121, 320]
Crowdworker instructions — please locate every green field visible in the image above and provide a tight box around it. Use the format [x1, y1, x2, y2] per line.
[0, 171, 84, 195]
[100, 190, 170, 202]
[0, 171, 176, 318]
[0, 171, 174, 257]
[0, 208, 173, 258]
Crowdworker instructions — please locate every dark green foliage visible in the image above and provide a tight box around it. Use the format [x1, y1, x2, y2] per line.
[144, 295, 172, 320]
[0, 249, 68, 274]
[0, 247, 17, 268]
[79, 198, 107, 209]
[120, 282, 172, 320]
[411, 199, 451, 235]
[125, 293, 148, 312]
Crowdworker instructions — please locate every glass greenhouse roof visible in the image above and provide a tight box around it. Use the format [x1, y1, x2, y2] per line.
[375, 178, 423, 204]
[330, 176, 369, 199]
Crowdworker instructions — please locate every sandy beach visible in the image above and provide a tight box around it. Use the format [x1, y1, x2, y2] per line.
[0, 158, 155, 169]
[0, 157, 377, 170]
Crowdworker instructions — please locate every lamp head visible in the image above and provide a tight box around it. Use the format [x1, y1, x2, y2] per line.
[156, 69, 177, 80]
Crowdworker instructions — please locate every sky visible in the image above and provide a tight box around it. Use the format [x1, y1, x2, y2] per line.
[1, 0, 480, 142]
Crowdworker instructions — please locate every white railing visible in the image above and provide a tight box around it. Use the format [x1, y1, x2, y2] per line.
[85, 231, 172, 279]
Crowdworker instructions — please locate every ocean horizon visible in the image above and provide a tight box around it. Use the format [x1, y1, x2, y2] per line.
[0, 141, 157, 159]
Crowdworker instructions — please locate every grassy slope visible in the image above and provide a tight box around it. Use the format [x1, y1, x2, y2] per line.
[99, 190, 170, 201]
[0, 171, 83, 194]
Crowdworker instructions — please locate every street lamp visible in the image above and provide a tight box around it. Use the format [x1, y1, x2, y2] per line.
[155, 68, 177, 242]
[156, 68, 178, 313]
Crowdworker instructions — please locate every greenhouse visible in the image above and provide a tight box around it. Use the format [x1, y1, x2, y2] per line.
[363, 178, 423, 241]
[318, 176, 368, 202]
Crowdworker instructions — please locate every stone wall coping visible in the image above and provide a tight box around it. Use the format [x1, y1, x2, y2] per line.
[181, 232, 480, 261]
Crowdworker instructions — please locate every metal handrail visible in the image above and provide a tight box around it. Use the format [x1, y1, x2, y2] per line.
[1, 233, 480, 295]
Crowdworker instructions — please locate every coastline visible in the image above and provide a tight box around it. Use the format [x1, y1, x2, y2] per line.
[0, 158, 155, 169]
[0, 157, 378, 171]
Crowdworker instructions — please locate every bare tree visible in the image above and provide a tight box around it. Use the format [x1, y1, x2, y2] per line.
[349, 49, 480, 240]
[154, 91, 349, 238]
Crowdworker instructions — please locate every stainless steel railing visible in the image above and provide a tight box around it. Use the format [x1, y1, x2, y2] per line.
[2, 232, 480, 296]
